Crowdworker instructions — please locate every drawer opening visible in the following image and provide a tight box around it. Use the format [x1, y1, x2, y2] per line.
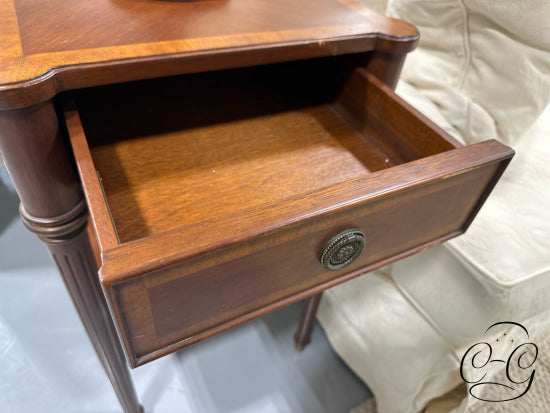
[71, 55, 459, 244]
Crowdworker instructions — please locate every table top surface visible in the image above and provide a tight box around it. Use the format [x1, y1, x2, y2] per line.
[0, 0, 417, 108]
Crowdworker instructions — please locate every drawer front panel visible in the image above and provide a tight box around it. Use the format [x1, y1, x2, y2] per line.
[111, 160, 501, 366]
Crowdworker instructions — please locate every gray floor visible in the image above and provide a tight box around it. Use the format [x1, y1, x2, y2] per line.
[0, 175, 372, 413]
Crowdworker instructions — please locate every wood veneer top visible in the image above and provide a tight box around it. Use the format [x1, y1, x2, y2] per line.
[0, 0, 417, 108]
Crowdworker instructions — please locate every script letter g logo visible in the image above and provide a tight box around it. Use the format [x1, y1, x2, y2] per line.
[460, 322, 537, 402]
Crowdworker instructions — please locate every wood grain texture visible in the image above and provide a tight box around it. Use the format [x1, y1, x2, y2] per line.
[84, 138, 513, 365]
[0, 102, 142, 412]
[0, 0, 418, 109]
[96, 141, 511, 284]
[14, 0, 401, 54]
[70, 57, 461, 248]
[65, 56, 513, 365]
[0, 102, 81, 218]
[74, 58, 400, 244]
[48, 232, 143, 413]
[115, 153, 510, 365]
[0, 0, 22, 58]
[2, 2, 512, 409]
[290, 49, 413, 350]
[335, 66, 463, 156]
[65, 103, 120, 252]
[67, 60, 509, 285]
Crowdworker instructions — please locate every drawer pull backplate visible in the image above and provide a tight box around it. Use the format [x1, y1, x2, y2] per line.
[319, 228, 365, 271]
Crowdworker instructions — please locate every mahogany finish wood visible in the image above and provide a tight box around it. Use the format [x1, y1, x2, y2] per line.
[0, 0, 418, 109]
[293, 51, 415, 350]
[295, 293, 323, 351]
[73, 58, 403, 244]
[0, 1, 513, 411]
[0, 102, 81, 218]
[66, 60, 513, 366]
[0, 103, 143, 413]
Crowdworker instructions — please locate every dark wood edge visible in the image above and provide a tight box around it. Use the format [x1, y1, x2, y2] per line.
[362, 69, 463, 149]
[114, 149, 514, 366]
[334, 64, 460, 162]
[102, 284, 138, 369]
[0, 31, 418, 110]
[461, 155, 514, 231]
[123, 230, 462, 367]
[294, 293, 323, 351]
[64, 99, 120, 251]
[98, 140, 513, 285]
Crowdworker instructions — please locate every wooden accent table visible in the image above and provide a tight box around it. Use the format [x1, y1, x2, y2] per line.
[0, 1, 513, 412]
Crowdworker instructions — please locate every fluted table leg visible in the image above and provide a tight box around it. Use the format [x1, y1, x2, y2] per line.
[0, 101, 143, 413]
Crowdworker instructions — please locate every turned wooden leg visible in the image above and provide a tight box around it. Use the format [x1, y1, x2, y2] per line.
[294, 293, 322, 351]
[0, 101, 143, 413]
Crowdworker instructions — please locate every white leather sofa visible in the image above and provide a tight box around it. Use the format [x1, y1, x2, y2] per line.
[317, 1, 550, 411]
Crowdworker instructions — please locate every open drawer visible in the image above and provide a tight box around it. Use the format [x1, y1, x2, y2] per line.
[65, 56, 513, 367]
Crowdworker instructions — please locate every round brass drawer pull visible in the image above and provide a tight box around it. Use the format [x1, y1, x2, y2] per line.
[319, 228, 366, 271]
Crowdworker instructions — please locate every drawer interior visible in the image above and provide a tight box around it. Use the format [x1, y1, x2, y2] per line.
[66, 55, 513, 366]
[71, 56, 458, 245]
